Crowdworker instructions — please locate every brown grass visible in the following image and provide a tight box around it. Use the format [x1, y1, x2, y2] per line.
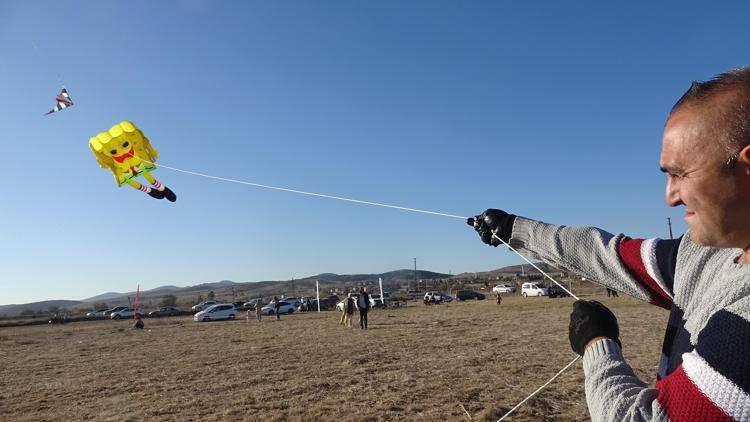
[0, 294, 667, 421]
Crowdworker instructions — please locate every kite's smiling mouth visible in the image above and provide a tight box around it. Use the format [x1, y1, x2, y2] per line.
[112, 146, 135, 163]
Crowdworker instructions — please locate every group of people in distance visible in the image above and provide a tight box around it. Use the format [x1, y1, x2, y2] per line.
[240, 287, 373, 330]
[339, 287, 371, 329]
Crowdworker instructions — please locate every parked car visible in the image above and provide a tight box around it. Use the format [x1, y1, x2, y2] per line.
[242, 298, 266, 309]
[492, 283, 516, 294]
[194, 304, 237, 322]
[455, 290, 486, 301]
[423, 291, 444, 303]
[280, 297, 301, 308]
[111, 308, 145, 319]
[191, 301, 217, 312]
[103, 306, 128, 317]
[548, 285, 571, 298]
[439, 292, 453, 302]
[86, 308, 109, 318]
[261, 301, 296, 315]
[521, 282, 549, 297]
[148, 306, 179, 317]
[309, 298, 334, 311]
[369, 292, 391, 307]
[297, 297, 323, 311]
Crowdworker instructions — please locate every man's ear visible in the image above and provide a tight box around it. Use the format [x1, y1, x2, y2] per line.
[739, 145, 750, 175]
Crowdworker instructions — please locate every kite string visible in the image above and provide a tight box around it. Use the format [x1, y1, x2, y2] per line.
[146, 160, 584, 417]
[492, 234, 580, 300]
[496, 355, 581, 421]
[31, 41, 64, 86]
[149, 161, 468, 220]
[148, 160, 577, 297]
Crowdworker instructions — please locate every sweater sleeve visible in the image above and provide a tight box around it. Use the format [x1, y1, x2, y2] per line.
[509, 217, 679, 309]
[583, 304, 750, 422]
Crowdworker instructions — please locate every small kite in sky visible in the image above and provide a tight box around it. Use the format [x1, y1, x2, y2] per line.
[45, 87, 74, 115]
[89, 121, 177, 202]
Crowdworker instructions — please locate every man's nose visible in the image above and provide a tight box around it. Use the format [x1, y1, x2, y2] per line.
[665, 177, 682, 207]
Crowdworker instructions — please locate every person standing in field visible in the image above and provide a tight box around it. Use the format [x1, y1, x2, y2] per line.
[356, 287, 371, 329]
[469, 68, 750, 420]
[273, 296, 281, 321]
[255, 301, 262, 322]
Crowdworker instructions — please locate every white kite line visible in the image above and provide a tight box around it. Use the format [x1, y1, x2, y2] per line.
[152, 162, 468, 220]
[496, 355, 581, 421]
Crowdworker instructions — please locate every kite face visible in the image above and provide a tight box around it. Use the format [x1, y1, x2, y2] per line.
[89, 121, 159, 186]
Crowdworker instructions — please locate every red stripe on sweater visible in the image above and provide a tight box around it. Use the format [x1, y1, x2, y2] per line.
[616, 237, 672, 309]
[655, 365, 731, 422]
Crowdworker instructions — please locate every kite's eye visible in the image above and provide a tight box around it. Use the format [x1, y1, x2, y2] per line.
[110, 149, 117, 155]
[122, 141, 130, 148]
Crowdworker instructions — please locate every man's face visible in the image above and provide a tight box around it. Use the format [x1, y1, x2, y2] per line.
[660, 106, 747, 248]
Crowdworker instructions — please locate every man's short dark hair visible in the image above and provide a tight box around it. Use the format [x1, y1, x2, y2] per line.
[669, 67, 750, 161]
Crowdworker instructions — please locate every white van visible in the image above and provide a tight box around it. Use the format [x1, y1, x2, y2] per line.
[194, 304, 237, 322]
[521, 282, 549, 297]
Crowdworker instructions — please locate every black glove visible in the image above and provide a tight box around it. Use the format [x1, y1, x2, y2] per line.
[568, 300, 621, 355]
[467, 209, 516, 247]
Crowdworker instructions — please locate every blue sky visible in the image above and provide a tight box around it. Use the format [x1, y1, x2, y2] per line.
[1, 1, 748, 305]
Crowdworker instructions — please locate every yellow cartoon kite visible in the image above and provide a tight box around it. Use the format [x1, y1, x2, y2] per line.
[89, 121, 176, 201]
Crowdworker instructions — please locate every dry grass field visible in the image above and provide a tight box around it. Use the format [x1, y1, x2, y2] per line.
[0, 294, 668, 421]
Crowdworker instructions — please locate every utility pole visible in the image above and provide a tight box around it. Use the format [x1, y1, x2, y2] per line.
[414, 258, 418, 292]
[291, 278, 295, 297]
[667, 217, 674, 240]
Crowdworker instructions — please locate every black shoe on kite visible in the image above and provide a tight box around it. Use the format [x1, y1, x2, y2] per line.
[162, 186, 177, 202]
[45, 87, 74, 115]
[147, 189, 165, 200]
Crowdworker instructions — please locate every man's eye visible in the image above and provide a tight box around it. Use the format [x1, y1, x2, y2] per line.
[110, 150, 117, 155]
[122, 141, 129, 148]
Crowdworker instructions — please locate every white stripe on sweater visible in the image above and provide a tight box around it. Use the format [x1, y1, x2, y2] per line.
[682, 350, 750, 421]
[641, 238, 674, 300]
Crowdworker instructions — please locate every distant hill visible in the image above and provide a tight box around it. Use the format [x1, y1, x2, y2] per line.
[303, 270, 450, 283]
[83, 292, 128, 302]
[0, 300, 82, 317]
[146, 285, 181, 293]
[453, 262, 562, 278]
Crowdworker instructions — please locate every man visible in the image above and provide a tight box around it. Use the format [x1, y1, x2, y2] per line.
[470, 68, 750, 421]
[273, 296, 281, 321]
[356, 287, 371, 329]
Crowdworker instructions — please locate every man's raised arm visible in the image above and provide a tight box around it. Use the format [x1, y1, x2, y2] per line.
[468, 209, 679, 309]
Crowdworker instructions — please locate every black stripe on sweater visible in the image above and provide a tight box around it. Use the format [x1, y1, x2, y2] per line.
[695, 309, 750, 393]
[661, 304, 693, 376]
[655, 237, 681, 294]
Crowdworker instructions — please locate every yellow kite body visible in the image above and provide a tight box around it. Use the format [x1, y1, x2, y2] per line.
[89, 121, 159, 186]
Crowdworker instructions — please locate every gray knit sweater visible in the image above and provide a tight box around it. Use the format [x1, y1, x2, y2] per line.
[509, 216, 750, 421]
